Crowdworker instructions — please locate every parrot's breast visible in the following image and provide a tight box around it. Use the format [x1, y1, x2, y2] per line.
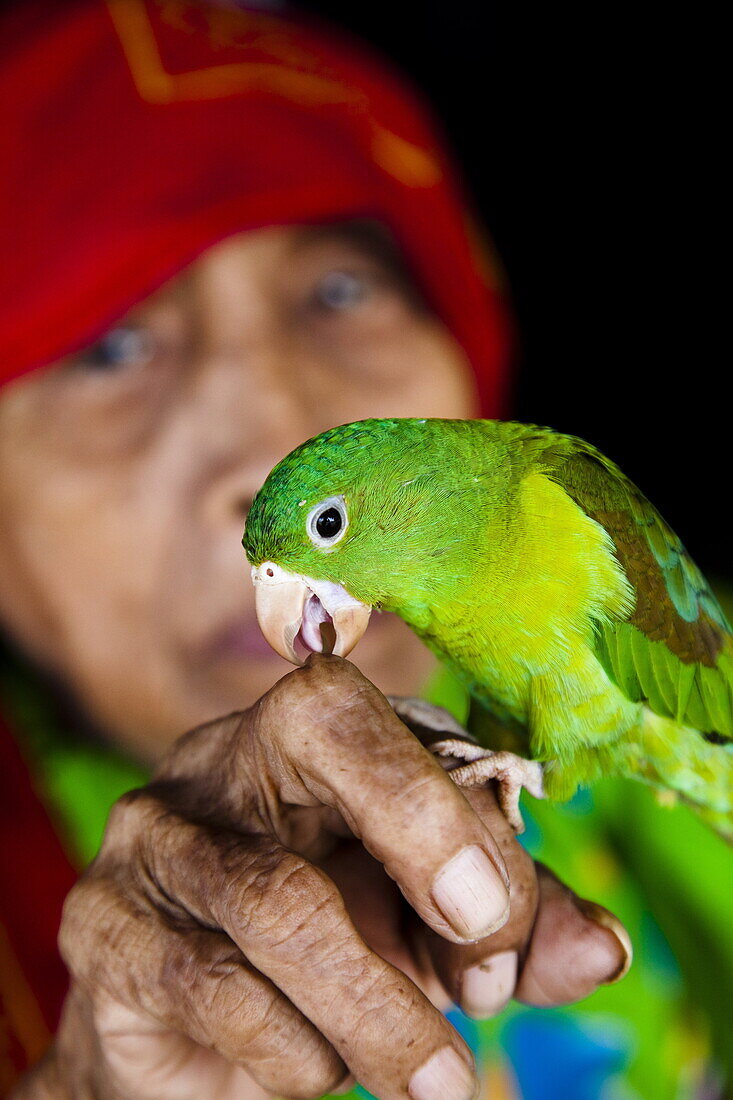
[410, 472, 639, 757]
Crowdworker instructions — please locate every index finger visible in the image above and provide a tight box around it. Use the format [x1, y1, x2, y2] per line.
[253, 654, 510, 945]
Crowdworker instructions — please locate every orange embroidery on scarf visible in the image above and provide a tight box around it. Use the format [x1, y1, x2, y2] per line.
[105, 0, 442, 187]
[106, 0, 357, 106]
[371, 125, 442, 187]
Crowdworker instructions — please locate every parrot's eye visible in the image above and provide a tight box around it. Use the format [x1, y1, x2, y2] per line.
[307, 496, 348, 549]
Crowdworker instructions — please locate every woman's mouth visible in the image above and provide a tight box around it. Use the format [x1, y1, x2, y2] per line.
[206, 618, 282, 661]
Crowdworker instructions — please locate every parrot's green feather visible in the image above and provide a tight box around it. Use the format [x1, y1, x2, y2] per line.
[243, 418, 733, 838]
[542, 442, 733, 743]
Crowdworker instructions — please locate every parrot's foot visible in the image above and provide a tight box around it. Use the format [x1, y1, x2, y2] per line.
[430, 740, 545, 833]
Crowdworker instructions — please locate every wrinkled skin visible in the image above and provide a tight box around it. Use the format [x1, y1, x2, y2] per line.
[17, 659, 628, 1100]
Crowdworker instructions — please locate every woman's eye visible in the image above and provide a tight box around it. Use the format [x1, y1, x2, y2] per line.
[83, 325, 155, 371]
[307, 495, 349, 547]
[312, 270, 369, 311]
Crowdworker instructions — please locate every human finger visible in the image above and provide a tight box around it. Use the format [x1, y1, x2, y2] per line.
[251, 655, 511, 946]
[67, 987, 281, 1100]
[515, 864, 632, 1006]
[406, 787, 631, 1019]
[409, 784, 536, 1018]
[143, 801, 479, 1100]
[60, 863, 347, 1099]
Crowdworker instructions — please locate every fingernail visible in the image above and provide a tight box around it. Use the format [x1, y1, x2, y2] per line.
[461, 950, 518, 1018]
[578, 899, 634, 982]
[432, 845, 509, 940]
[409, 1046, 477, 1100]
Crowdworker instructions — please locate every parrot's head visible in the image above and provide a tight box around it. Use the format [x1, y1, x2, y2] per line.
[243, 417, 485, 665]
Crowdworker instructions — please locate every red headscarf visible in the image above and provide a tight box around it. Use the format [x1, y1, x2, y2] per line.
[0, 0, 512, 409]
[0, 1, 512, 1085]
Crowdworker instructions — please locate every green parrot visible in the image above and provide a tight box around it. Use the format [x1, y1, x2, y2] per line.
[242, 418, 733, 840]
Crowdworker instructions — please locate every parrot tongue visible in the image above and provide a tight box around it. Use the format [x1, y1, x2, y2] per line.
[251, 562, 371, 665]
[298, 593, 337, 658]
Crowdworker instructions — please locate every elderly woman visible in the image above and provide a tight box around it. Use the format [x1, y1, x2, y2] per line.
[1, 3, 728, 1099]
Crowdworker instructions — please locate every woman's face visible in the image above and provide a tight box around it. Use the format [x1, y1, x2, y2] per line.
[0, 223, 477, 761]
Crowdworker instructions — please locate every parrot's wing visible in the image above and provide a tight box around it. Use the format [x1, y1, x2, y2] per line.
[545, 440, 733, 741]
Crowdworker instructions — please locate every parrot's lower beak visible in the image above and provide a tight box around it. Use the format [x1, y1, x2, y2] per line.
[251, 562, 372, 665]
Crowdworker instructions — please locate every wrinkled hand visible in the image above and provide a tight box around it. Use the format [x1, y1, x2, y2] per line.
[18, 656, 630, 1100]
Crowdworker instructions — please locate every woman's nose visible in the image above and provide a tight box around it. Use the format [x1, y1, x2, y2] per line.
[193, 346, 317, 525]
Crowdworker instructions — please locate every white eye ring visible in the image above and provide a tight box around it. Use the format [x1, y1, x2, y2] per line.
[307, 495, 349, 549]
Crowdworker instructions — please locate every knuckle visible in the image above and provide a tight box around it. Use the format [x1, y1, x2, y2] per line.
[380, 767, 447, 829]
[163, 938, 343, 1098]
[145, 801, 196, 863]
[57, 879, 96, 969]
[347, 968, 416, 1048]
[307, 961, 432, 1080]
[162, 710, 248, 781]
[234, 983, 295, 1056]
[230, 849, 346, 953]
[158, 931, 226, 1016]
[58, 876, 125, 978]
[101, 788, 163, 853]
[240, 1004, 342, 1099]
[272, 1070, 345, 1100]
[223, 976, 279, 1045]
[298, 654, 370, 702]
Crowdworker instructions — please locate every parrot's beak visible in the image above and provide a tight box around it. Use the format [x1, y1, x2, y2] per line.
[251, 562, 372, 665]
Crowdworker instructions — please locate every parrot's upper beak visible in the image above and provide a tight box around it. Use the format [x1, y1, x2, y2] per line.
[251, 562, 372, 665]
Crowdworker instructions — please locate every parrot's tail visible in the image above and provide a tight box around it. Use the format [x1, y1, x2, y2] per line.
[624, 709, 733, 845]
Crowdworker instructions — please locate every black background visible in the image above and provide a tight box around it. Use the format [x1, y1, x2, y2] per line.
[300, 3, 727, 579]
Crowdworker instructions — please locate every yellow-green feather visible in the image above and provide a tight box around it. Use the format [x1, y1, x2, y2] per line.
[543, 441, 733, 744]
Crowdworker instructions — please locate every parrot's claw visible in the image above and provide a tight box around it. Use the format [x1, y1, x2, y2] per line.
[430, 740, 545, 834]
